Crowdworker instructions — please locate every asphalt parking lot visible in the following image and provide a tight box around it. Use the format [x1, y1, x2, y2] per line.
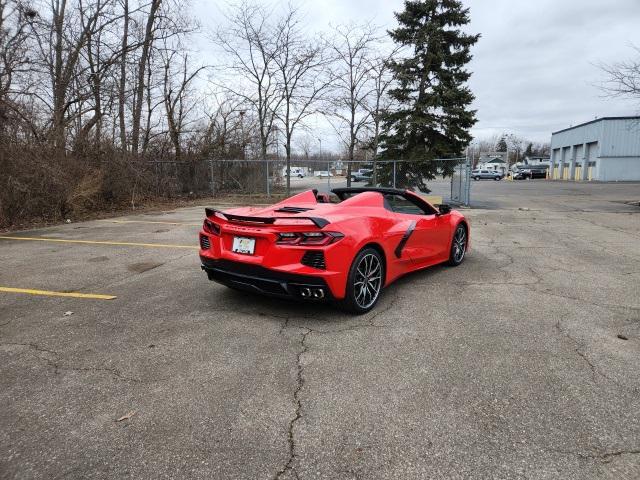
[1, 180, 639, 479]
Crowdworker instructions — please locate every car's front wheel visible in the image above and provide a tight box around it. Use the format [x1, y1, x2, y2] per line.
[341, 247, 384, 314]
[447, 224, 468, 266]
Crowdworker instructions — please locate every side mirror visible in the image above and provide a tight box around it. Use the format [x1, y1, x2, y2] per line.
[437, 204, 451, 215]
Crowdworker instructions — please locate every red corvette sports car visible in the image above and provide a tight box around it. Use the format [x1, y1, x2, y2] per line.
[199, 187, 469, 313]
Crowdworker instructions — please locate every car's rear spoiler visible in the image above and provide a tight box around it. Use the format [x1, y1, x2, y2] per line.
[205, 208, 329, 228]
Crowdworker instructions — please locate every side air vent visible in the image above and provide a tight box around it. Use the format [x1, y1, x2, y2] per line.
[301, 251, 326, 270]
[275, 206, 313, 213]
[200, 234, 211, 249]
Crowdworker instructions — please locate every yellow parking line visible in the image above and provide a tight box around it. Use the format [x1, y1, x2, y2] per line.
[98, 219, 200, 226]
[0, 236, 198, 249]
[0, 287, 116, 300]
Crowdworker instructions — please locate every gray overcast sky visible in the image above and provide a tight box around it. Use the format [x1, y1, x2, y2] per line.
[195, 0, 640, 148]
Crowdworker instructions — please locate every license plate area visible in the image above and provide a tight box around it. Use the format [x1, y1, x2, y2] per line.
[232, 236, 255, 255]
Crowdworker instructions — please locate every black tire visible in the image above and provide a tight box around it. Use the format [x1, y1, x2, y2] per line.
[340, 247, 385, 314]
[447, 224, 468, 266]
[474, 176, 480, 181]
[494, 177, 500, 181]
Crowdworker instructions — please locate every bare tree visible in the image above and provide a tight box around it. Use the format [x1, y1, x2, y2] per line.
[130, 0, 161, 155]
[295, 131, 315, 159]
[0, 0, 37, 135]
[116, 0, 129, 150]
[598, 45, 640, 102]
[212, 1, 283, 159]
[326, 23, 379, 186]
[26, 0, 117, 155]
[363, 49, 397, 185]
[202, 93, 245, 159]
[161, 50, 206, 160]
[272, 6, 331, 194]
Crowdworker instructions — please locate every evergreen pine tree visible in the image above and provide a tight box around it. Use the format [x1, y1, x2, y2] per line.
[524, 142, 533, 157]
[496, 136, 508, 152]
[377, 0, 479, 191]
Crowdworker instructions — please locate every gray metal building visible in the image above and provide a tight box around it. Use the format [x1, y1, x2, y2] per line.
[549, 116, 640, 181]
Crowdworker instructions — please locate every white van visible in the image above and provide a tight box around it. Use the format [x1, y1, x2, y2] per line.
[282, 167, 306, 178]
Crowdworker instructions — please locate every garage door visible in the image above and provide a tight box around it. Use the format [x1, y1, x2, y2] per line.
[574, 145, 584, 180]
[586, 142, 598, 181]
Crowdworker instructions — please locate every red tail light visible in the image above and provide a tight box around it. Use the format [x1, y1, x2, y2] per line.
[203, 219, 220, 235]
[277, 231, 344, 246]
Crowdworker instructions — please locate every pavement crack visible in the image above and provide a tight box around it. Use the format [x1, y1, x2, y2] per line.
[278, 316, 291, 335]
[550, 447, 640, 463]
[597, 449, 640, 462]
[1, 342, 141, 382]
[539, 289, 640, 315]
[273, 293, 400, 478]
[2, 342, 61, 373]
[365, 290, 399, 327]
[274, 327, 310, 480]
[555, 320, 599, 380]
[554, 320, 637, 392]
[60, 365, 141, 383]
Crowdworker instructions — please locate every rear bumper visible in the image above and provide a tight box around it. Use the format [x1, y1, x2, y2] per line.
[200, 257, 335, 302]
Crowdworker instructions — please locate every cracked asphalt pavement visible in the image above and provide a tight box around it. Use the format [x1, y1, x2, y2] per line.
[1, 180, 639, 479]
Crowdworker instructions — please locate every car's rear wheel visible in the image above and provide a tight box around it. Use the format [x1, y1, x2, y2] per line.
[448, 224, 467, 266]
[341, 247, 384, 314]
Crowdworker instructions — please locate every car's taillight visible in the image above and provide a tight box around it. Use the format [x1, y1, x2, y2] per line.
[203, 219, 220, 235]
[277, 231, 343, 246]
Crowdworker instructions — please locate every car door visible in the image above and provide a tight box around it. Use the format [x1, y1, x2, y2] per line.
[385, 194, 450, 265]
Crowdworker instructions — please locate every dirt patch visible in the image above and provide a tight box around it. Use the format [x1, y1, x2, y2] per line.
[127, 262, 164, 274]
[88, 256, 110, 263]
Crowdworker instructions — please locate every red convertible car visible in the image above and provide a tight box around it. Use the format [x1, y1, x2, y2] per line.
[199, 188, 469, 313]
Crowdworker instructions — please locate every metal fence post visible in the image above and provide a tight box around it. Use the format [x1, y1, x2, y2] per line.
[209, 159, 215, 197]
[327, 161, 331, 190]
[450, 164, 454, 201]
[465, 155, 472, 206]
[266, 160, 270, 196]
[459, 163, 463, 203]
[392, 161, 397, 188]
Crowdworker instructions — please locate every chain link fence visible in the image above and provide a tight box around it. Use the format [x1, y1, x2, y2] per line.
[148, 157, 472, 205]
[450, 158, 472, 206]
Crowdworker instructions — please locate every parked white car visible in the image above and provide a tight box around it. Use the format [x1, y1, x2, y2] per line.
[315, 171, 334, 178]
